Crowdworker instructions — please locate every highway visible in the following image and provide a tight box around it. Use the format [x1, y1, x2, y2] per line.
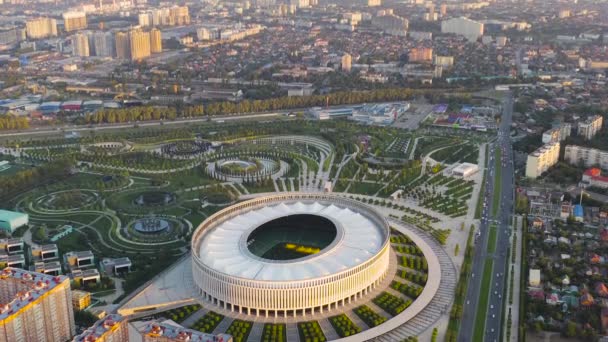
[459, 92, 514, 342]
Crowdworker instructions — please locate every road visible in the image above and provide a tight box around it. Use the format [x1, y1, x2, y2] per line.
[0, 111, 291, 139]
[459, 92, 514, 342]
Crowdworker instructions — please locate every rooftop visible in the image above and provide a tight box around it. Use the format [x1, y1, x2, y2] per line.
[0, 268, 69, 321]
[0, 209, 27, 221]
[196, 199, 388, 281]
[73, 314, 125, 342]
[142, 321, 232, 342]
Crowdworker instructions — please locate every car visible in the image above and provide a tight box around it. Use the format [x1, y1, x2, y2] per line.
[490, 305, 494, 309]
[492, 314, 495, 318]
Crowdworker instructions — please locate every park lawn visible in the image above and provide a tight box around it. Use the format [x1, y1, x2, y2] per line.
[184, 211, 207, 226]
[492, 149, 502, 218]
[55, 230, 88, 254]
[473, 259, 494, 342]
[347, 182, 384, 196]
[242, 183, 276, 194]
[166, 170, 217, 189]
[487, 224, 497, 254]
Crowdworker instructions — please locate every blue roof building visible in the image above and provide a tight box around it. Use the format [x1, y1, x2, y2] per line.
[0, 209, 29, 233]
[574, 205, 584, 222]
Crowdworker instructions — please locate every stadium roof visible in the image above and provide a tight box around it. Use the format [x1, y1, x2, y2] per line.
[197, 201, 387, 282]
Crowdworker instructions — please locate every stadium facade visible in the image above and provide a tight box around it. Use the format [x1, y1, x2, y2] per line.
[191, 193, 391, 317]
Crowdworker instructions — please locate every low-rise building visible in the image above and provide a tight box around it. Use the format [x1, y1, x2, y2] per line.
[529, 269, 541, 287]
[452, 163, 479, 178]
[0, 209, 28, 233]
[34, 260, 62, 276]
[32, 243, 59, 261]
[101, 257, 132, 275]
[0, 238, 24, 254]
[581, 168, 608, 189]
[525, 142, 560, 179]
[0, 253, 25, 269]
[70, 268, 101, 286]
[64, 250, 95, 269]
[71, 290, 91, 311]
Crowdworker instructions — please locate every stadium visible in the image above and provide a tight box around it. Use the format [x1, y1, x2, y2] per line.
[191, 193, 392, 317]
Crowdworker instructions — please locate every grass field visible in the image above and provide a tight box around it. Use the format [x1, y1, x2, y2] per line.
[492, 149, 502, 218]
[473, 259, 494, 342]
[487, 224, 497, 254]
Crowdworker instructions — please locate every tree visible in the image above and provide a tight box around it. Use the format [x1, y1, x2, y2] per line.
[454, 244, 460, 256]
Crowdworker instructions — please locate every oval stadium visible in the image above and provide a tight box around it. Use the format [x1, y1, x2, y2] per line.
[191, 193, 392, 317]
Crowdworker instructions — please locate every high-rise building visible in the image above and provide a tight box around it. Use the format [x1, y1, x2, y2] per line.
[341, 53, 352, 72]
[150, 28, 162, 53]
[114, 31, 130, 59]
[72, 314, 128, 342]
[63, 12, 87, 32]
[409, 47, 433, 62]
[130, 29, 151, 61]
[168, 6, 190, 26]
[289, 0, 309, 8]
[93, 31, 115, 57]
[577, 115, 603, 140]
[371, 14, 408, 36]
[72, 32, 90, 57]
[564, 145, 608, 170]
[25, 18, 57, 39]
[0, 27, 23, 45]
[367, 0, 381, 6]
[441, 17, 484, 42]
[0, 268, 75, 342]
[440, 3, 447, 16]
[139, 12, 152, 27]
[525, 142, 560, 179]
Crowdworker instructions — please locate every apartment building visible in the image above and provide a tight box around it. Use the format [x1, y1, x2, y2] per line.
[542, 124, 571, 143]
[0, 268, 75, 342]
[25, 18, 57, 39]
[564, 145, 608, 170]
[577, 115, 603, 140]
[72, 314, 128, 342]
[525, 142, 560, 179]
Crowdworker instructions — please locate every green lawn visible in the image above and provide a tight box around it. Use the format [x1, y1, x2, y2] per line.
[347, 182, 384, 196]
[492, 149, 502, 218]
[473, 259, 494, 342]
[487, 224, 497, 254]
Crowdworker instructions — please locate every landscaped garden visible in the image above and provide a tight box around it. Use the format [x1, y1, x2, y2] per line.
[354, 305, 387, 327]
[190, 311, 224, 333]
[297, 321, 327, 342]
[329, 314, 362, 337]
